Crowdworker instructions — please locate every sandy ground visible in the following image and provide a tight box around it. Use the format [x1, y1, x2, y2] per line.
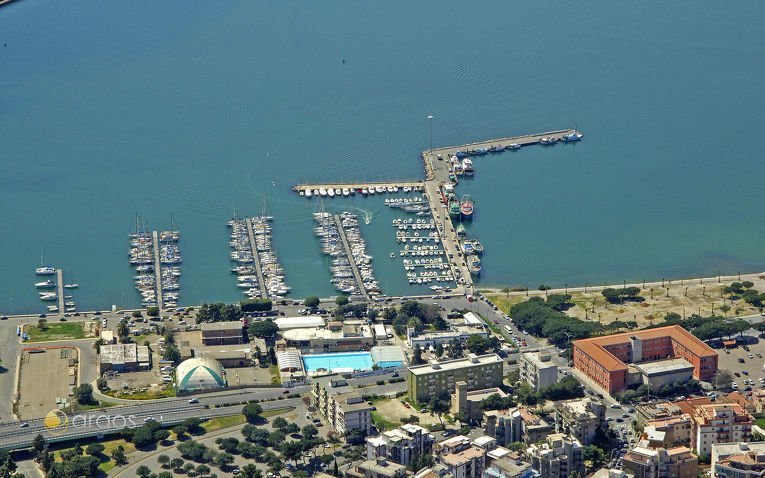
[485, 272, 765, 328]
[374, 398, 440, 426]
[18, 347, 77, 419]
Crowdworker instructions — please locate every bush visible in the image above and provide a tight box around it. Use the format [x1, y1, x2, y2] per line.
[147, 307, 159, 317]
[241, 299, 273, 312]
[132, 310, 143, 318]
[304, 296, 320, 308]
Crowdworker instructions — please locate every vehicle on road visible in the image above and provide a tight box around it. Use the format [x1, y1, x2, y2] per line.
[188, 398, 198, 403]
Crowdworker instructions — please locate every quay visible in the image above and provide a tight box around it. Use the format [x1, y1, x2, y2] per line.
[332, 215, 370, 301]
[151, 231, 164, 310]
[56, 269, 64, 316]
[245, 218, 268, 299]
[292, 180, 423, 194]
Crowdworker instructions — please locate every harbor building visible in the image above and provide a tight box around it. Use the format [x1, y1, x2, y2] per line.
[407, 353, 504, 403]
[175, 357, 226, 392]
[275, 348, 307, 385]
[572, 325, 718, 395]
[553, 397, 606, 446]
[99, 343, 150, 373]
[312, 378, 372, 437]
[281, 320, 374, 353]
[201, 321, 243, 345]
[711, 442, 765, 478]
[527, 434, 584, 478]
[518, 351, 558, 391]
[366, 424, 435, 467]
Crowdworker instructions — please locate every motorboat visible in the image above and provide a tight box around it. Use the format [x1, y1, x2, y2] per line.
[507, 143, 521, 150]
[319, 188, 327, 196]
[35, 280, 56, 288]
[64, 283, 79, 289]
[327, 189, 335, 197]
[539, 137, 558, 145]
[562, 130, 584, 142]
[39, 293, 57, 301]
[462, 158, 474, 176]
[460, 195, 474, 219]
[47, 305, 59, 312]
[342, 188, 350, 196]
[305, 189, 312, 198]
[456, 224, 467, 239]
[35, 266, 55, 275]
[467, 256, 481, 275]
[334, 189, 342, 196]
[448, 198, 461, 218]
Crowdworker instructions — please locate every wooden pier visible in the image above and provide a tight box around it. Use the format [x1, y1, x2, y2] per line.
[151, 231, 164, 310]
[332, 215, 370, 301]
[292, 180, 423, 194]
[56, 270, 64, 315]
[245, 218, 268, 299]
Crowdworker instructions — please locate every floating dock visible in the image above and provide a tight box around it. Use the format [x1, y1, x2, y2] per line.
[245, 218, 268, 299]
[152, 231, 164, 310]
[292, 180, 423, 194]
[56, 269, 64, 315]
[333, 215, 370, 301]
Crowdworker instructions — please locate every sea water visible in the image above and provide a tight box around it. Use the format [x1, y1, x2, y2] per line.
[1, 1, 765, 313]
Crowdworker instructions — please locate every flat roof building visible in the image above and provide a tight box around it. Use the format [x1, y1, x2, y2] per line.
[99, 343, 150, 373]
[201, 321, 243, 345]
[554, 397, 605, 446]
[274, 316, 325, 330]
[311, 377, 372, 438]
[366, 424, 434, 467]
[519, 351, 558, 391]
[572, 325, 718, 395]
[408, 353, 504, 403]
[622, 442, 697, 478]
[712, 442, 765, 478]
[281, 321, 374, 353]
[451, 382, 508, 423]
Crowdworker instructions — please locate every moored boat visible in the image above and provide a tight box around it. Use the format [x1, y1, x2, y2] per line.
[562, 130, 583, 142]
[460, 195, 474, 219]
[35, 280, 56, 288]
[448, 198, 461, 218]
[35, 266, 55, 275]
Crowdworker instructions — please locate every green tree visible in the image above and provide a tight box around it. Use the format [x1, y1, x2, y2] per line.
[241, 298, 273, 312]
[32, 433, 46, 453]
[304, 296, 320, 308]
[248, 319, 278, 339]
[111, 445, 128, 466]
[429, 393, 450, 426]
[213, 452, 235, 469]
[170, 457, 185, 471]
[434, 342, 444, 357]
[147, 306, 160, 317]
[583, 445, 606, 471]
[240, 464, 263, 478]
[158, 454, 170, 468]
[85, 443, 105, 456]
[268, 346, 277, 365]
[72, 383, 94, 404]
[466, 335, 492, 354]
[412, 346, 424, 365]
[280, 441, 304, 466]
[136, 465, 152, 477]
[242, 402, 263, 423]
[117, 319, 130, 339]
[37, 318, 47, 330]
[335, 296, 349, 306]
[162, 343, 181, 363]
[272, 417, 288, 431]
[196, 464, 211, 476]
[302, 424, 318, 439]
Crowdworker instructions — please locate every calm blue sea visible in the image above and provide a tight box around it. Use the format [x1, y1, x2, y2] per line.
[2, 1, 765, 314]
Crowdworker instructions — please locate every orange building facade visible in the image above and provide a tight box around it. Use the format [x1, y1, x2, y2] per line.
[572, 325, 718, 395]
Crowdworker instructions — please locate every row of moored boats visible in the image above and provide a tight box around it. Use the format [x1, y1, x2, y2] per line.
[34, 265, 79, 313]
[128, 215, 182, 309]
[300, 184, 425, 198]
[228, 216, 290, 299]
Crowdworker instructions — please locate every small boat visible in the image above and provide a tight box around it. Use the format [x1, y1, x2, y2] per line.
[334, 189, 342, 195]
[390, 252, 395, 258]
[327, 189, 335, 197]
[299, 190, 305, 197]
[35, 266, 55, 275]
[64, 301, 76, 307]
[462, 158, 474, 176]
[47, 305, 59, 312]
[361, 188, 369, 195]
[312, 189, 319, 196]
[305, 189, 313, 198]
[35, 280, 56, 288]
[562, 130, 583, 142]
[393, 186, 399, 193]
[467, 256, 481, 275]
[456, 224, 467, 239]
[342, 188, 350, 196]
[507, 143, 521, 150]
[39, 293, 57, 301]
[319, 188, 328, 196]
[375, 186, 384, 194]
[368, 187, 375, 195]
[539, 137, 557, 145]
[460, 195, 474, 219]
[448, 198, 461, 218]
[64, 283, 79, 289]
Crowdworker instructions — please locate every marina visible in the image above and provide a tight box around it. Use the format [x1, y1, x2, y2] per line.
[244, 217, 268, 299]
[293, 181, 424, 197]
[128, 215, 182, 310]
[151, 231, 163, 309]
[250, 215, 290, 298]
[158, 221, 182, 309]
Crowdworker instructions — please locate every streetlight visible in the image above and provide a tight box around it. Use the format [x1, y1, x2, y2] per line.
[427, 115, 434, 154]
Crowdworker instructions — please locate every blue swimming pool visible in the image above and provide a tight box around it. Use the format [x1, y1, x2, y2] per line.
[375, 361, 403, 369]
[302, 352, 374, 374]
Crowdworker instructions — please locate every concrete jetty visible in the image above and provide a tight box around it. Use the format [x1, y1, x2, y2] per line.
[56, 270, 64, 315]
[151, 231, 163, 310]
[245, 218, 268, 299]
[332, 215, 370, 301]
[292, 180, 423, 194]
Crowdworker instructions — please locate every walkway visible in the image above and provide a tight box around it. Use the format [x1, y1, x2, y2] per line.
[245, 218, 268, 299]
[332, 215, 369, 301]
[151, 231, 163, 310]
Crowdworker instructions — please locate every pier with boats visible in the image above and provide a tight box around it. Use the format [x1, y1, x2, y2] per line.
[35, 257, 80, 314]
[129, 215, 182, 311]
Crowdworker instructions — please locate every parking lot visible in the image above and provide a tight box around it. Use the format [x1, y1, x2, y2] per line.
[18, 347, 77, 419]
[715, 330, 765, 391]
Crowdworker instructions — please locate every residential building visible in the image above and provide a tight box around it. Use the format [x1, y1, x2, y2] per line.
[200, 321, 243, 345]
[572, 325, 718, 395]
[437, 435, 486, 478]
[484, 409, 522, 446]
[184, 344, 252, 368]
[527, 433, 584, 478]
[692, 403, 753, 457]
[554, 397, 605, 446]
[346, 458, 407, 478]
[366, 424, 434, 467]
[518, 408, 553, 445]
[281, 320, 374, 353]
[99, 343, 150, 373]
[518, 352, 558, 391]
[482, 456, 534, 478]
[311, 378, 372, 437]
[451, 382, 507, 423]
[712, 442, 765, 478]
[642, 415, 693, 448]
[622, 438, 697, 478]
[408, 354, 504, 403]
[726, 392, 756, 414]
[407, 324, 488, 349]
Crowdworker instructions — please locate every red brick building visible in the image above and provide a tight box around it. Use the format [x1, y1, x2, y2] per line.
[572, 325, 718, 395]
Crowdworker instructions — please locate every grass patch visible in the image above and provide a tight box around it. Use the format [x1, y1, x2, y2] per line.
[25, 322, 85, 342]
[757, 417, 765, 429]
[269, 365, 281, 384]
[103, 384, 175, 400]
[53, 437, 135, 473]
[371, 410, 399, 432]
[71, 400, 118, 412]
[201, 415, 246, 433]
[261, 406, 295, 418]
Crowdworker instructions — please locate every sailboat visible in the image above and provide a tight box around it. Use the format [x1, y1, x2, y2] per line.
[64, 270, 79, 289]
[35, 246, 55, 275]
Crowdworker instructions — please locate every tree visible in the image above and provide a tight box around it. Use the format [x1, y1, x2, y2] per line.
[183, 462, 195, 474]
[248, 319, 278, 339]
[281, 441, 304, 466]
[712, 370, 733, 389]
[539, 376, 585, 401]
[273, 417, 288, 431]
[117, 320, 130, 339]
[268, 346, 277, 365]
[546, 294, 574, 311]
[432, 315, 449, 331]
[335, 296, 349, 306]
[147, 306, 160, 317]
[154, 429, 171, 442]
[37, 318, 47, 330]
[216, 437, 240, 454]
[96, 376, 108, 391]
[32, 433, 46, 453]
[268, 457, 283, 476]
[213, 452, 235, 469]
[158, 454, 171, 468]
[466, 335, 492, 354]
[240, 464, 262, 478]
[73, 383, 94, 404]
[412, 346, 424, 365]
[434, 342, 444, 358]
[241, 298, 272, 312]
[583, 445, 606, 471]
[137, 465, 152, 477]
[242, 402, 263, 423]
[429, 393, 450, 426]
[0, 455, 17, 478]
[268, 430, 286, 448]
[285, 423, 300, 434]
[86, 442, 105, 456]
[173, 424, 188, 439]
[163, 343, 181, 363]
[304, 296, 320, 308]
[196, 464, 212, 476]
[302, 424, 318, 439]
[111, 445, 128, 466]
[242, 425, 270, 445]
[170, 457, 185, 471]
[93, 338, 105, 353]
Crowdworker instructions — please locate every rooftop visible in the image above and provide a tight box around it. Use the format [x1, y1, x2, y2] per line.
[100, 343, 150, 365]
[409, 353, 502, 376]
[274, 316, 325, 330]
[441, 445, 485, 466]
[358, 459, 406, 478]
[634, 358, 694, 376]
[200, 321, 243, 332]
[521, 351, 557, 370]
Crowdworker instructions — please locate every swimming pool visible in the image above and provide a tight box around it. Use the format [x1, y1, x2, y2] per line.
[302, 352, 374, 374]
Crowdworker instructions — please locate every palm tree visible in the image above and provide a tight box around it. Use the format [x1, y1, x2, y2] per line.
[501, 287, 510, 298]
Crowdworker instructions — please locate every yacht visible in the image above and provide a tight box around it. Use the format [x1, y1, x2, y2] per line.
[319, 188, 327, 196]
[47, 305, 59, 312]
[375, 186, 385, 194]
[462, 158, 474, 176]
[64, 283, 79, 289]
[467, 256, 481, 276]
[35, 280, 56, 288]
[342, 188, 350, 196]
[562, 130, 584, 142]
[39, 293, 57, 301]
[35, 266, 56, 275]
[305, 189, 312, 198]
[539, 137, 558, 145]
[507, 143, 521, 150]
[327, 189, 335, 197]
